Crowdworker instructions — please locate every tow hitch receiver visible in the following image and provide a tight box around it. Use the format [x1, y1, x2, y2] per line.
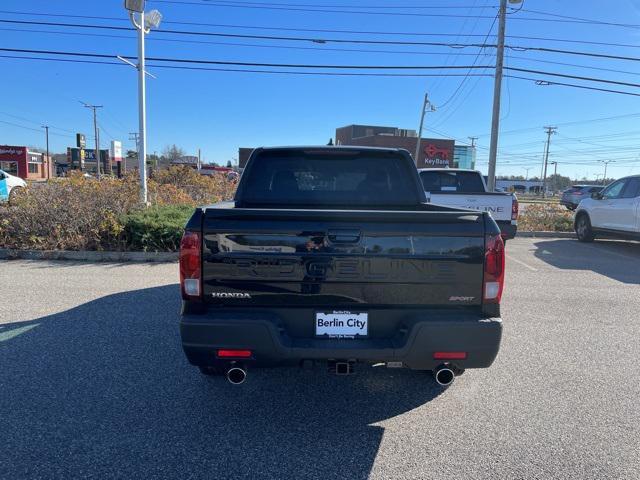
[329, 360, 355, 375]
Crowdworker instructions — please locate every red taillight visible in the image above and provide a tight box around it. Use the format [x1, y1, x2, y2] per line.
[433, 351, 467, 360]
[574, 191, 583, 195]
[511, 197, 519, 220]
[217, 349, 252, 358]
[483, 233, 505, 304]
[179, 231, 201, 300]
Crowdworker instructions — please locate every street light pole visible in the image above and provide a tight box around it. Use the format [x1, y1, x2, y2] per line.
[125, 1, 162, 204]
[137, 10, 148, 203]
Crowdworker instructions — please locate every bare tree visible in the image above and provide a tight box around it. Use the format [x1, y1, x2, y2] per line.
[161, 144, 186, 162]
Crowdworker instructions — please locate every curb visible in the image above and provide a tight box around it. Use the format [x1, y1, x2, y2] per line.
[516, 231, 575, 238]
[0, 249, 178, 263]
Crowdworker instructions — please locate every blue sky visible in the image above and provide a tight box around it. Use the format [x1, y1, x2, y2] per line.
[0, 0, 639, 180]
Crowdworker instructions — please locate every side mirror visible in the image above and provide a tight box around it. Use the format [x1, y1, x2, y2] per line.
[591, 192, 603, 200]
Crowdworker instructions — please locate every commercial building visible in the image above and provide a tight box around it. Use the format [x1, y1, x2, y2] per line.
[238, 123, 456, 169]
[453, 145, 476, 170]
[0, 145, 52, 180]
[335, 124, 454, 168]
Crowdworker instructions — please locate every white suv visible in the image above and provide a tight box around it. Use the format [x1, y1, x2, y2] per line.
[575, 175, 640, 242]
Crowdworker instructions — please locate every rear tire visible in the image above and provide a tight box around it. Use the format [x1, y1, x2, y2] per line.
[575, 213, 595, 242]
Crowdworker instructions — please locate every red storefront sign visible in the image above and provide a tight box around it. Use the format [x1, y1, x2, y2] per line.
[422, 143, 452, 167]
[0, 145, 26, 161]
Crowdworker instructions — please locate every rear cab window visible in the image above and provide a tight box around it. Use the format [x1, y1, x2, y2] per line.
[420, 170, 485, 193]
[236, 149, 423, 208]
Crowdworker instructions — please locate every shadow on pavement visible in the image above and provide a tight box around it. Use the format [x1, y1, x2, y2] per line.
[532, 239, 640, 284]
[0, 285, 445, 479]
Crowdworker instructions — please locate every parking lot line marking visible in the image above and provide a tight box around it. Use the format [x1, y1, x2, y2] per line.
[506, 254, 538, 272]
[0, 324, 39, 343]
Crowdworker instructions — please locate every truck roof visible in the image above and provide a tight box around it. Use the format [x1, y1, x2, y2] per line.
[255, 145, 408, 154]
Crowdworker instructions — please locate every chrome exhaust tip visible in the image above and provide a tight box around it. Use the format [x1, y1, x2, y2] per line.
[226, 367, 247, 385]
[434, 366, 455, 386]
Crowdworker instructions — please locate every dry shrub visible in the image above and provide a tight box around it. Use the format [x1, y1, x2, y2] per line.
[519, 203, 574, 232]
[0, 167, 237, 251]
[151, 166, 237, 205]
[0, 173, 138, 250]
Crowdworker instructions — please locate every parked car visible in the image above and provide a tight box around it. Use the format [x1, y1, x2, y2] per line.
[179, 147, 505, 386]
[418, 168, 518, 240]
[561, 185, 604, 211]
[0, 169, 27, 203]
[575, 175, 640, 242]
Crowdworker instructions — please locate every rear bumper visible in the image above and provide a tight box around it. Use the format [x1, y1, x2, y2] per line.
[496, 220, 517, 240]
[180, 308, 502, 371]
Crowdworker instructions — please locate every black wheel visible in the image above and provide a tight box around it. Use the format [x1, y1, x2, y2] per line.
[198, 366, 223, 376]
[575, 213, 595, 243]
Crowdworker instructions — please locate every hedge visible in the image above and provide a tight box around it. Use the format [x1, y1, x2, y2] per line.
[0, 167, 236, 251]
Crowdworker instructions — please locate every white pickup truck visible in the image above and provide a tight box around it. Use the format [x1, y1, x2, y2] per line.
[418, 168, 518, 240]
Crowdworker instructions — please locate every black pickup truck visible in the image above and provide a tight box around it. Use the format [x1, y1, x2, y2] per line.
[179, 146, 504, 386]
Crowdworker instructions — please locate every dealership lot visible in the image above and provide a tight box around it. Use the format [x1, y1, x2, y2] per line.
[1, 238, 639, 480]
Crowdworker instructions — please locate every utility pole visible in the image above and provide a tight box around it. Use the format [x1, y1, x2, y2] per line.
[599, 159, 615, 184]
[129, 132, 140, 149]
[468, 136, 477, 148]
[487, 0, 508, 192]
[414, 92, 436, 165]
[549, 161, 558, 192]
[522, 167, 532, 181]
[41, 125, 50, 179]
[541, 126, 557, 198]
[81, 102, 103, 179]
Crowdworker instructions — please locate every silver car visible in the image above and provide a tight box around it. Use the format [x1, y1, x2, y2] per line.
[561, 185, 603, 211]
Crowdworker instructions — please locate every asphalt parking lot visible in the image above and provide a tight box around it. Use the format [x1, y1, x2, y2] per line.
[1, 237, 639, 480]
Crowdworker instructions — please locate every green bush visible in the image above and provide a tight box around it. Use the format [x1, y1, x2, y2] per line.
[122, 204, 194, 252]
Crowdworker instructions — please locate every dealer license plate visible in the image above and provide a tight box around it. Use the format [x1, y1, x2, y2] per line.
[315, 311, 368, 338]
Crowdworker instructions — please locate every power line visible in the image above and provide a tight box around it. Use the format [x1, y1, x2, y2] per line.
[520, 8, 640, 29]
[0, 27, 494, 57]
[0, 19, 492, 47]
[437, 11, 498, 109]
[3, 9, 640, 47]
[0, 53, 494, 77]
[148, 0, 640, 28]
[0, 118, 75, 138]
[3, 18, 640, 62]
[0, 47, 496, 69]
[2, 51, 639, 97]
[7, 25, 640, 79]
[5, 47, 640, 91]
[505, 67, 640, 89]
